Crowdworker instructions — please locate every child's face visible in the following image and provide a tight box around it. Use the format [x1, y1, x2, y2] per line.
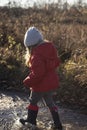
[29, 44, 37, 53]
[28, 46, 33, 54]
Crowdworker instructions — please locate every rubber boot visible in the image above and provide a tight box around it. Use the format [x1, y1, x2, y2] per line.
[20, 105, 38, 126]
[50, 107, 62, 130]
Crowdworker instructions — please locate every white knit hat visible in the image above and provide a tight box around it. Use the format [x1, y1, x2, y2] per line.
[24, 27, 43, 47]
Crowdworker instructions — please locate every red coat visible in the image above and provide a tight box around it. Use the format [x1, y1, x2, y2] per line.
[23, 42, 60, 92]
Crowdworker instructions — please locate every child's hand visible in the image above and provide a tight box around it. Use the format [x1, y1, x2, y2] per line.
[23, 76, 30, 88]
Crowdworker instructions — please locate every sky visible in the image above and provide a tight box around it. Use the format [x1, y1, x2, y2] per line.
[0, 0, 87, 7]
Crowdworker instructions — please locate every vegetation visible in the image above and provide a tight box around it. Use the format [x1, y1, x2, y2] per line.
[0, 4, 87, 108]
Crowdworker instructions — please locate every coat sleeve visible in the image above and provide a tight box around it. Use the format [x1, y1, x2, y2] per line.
[23, 54, 46, 87]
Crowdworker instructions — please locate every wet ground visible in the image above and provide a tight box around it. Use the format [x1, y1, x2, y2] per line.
[0, 90, 87, 130]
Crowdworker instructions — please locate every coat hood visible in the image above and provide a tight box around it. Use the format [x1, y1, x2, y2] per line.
[33, 42, 57, 58]
[32, 42, 60, 70]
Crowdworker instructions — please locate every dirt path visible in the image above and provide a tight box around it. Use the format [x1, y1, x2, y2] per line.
[0, 90, 87, 130]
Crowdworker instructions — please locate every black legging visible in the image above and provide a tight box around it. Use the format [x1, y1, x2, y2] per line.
[29, 91, 56, 108]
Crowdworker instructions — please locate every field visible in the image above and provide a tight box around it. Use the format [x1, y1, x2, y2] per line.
[0, 6, 87, 109]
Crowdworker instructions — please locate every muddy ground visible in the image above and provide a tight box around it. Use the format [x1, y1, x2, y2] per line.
[0, 90, 87, 130]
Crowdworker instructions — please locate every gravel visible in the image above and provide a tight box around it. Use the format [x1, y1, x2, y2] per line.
[0, 90, 87, 130]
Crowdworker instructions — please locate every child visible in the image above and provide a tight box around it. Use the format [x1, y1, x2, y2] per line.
[20, 27, 62, 130]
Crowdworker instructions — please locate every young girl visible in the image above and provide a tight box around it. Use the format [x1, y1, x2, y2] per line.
[20, 27, 62, 130]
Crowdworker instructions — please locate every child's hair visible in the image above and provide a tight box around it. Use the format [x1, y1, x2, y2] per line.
[25, 47, 32, 67]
